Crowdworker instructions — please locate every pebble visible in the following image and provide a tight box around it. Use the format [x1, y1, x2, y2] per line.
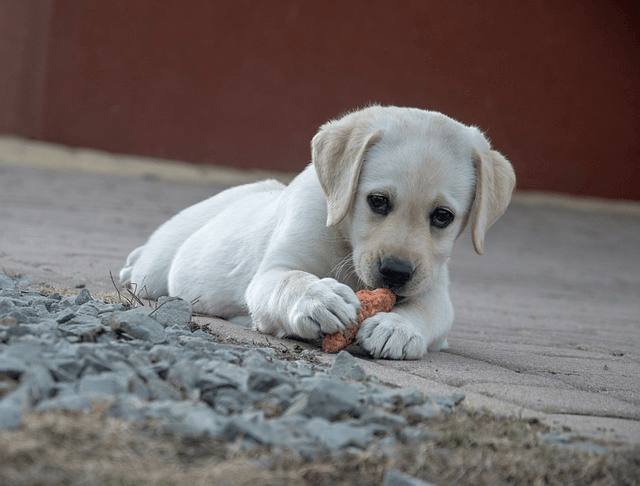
[384, 468, 438, 486]
[0, 272, 469, 458]
[329, 350, 368, 380]
[540, 432, 572, 444]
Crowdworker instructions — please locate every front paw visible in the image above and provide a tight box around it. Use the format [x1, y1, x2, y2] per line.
[357, 313, 427, 359]
[288, 278, 360, 339]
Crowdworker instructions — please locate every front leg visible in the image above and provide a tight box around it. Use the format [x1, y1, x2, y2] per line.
[246, 270, 360, 339]
[357, 288, 454, 360]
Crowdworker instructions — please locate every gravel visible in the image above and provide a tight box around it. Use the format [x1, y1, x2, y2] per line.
[0, 273, 465, 470]
[2, 273, 637, 485]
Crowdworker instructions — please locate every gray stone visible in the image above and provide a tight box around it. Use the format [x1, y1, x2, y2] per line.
[177, 404, 226, 436]
[150, 297, 192, 328]
[80, 351, 116, 375]
[33, 304, 51, 317]
[568, 442, 608, 454]
[147, 378, 183, 400]
[247, 369, 294, 393]
[109, 308, 167, 343]
[151, 360, 171, 379]
[267, 383, 295, 409]
[306, 417, 374, 450]
[0, 355, 27, 379]
[384, 469, 436, 486]
[0, 402, 22, 430]
[2, 383, 32, 409]
[56, 309, 76, 324]
[265, 415, 321, 453]
[434, 392, 465, 412]
[222, 416, 274, 444]
[329, 350, 368, 380]
[139, 400, 226, 437]
[182, 340, 224, 357]
[0, 315, 18, 327]
[127, 374, 149, 399]
[26, 295, 56, 311]
[210, 348, 242, 364]
[76, 303, 99, 317]
[125, 353, 155, 379]
[57, 296, 78, 309]
[256, 347, 277, 359]
[0, 378, 17, 396]
[369, 387, 425, 408]
[4, 307, 39, 325]
[21, 364, 56, 403]
[407, 401, 441, 420]
[1, 298, 20, 311]
[281, 392, 309, 418]
[197, 372, 238, 392]
[35, 394, 95, 412]
[0, 274, 16, 290]
[301, 377, 363, 420]
[61, 315, 107, 342]
[107, 397, 148, 425]
[137, 399, 179, 420]
[0, 287, 19, 299]
[95, 302, 126, 315]
[50, 358, 83, 382]
[361, 408, 407, 427]
[166, 360, 202, 391]
[243, 352, 271, 371]
[147, 344, 178, 363]
[291, 359, 315, 377]
[3, 324, 33, 339]
[0, 273, 480, 464]
[78, 371, 131, 397]
[22, 319, 59, 335]
[540, 432, 571, 444]
[210, 362, 248, 391]
[211, 388, 244, 415]
[75, 288, 92, 306]
[399, 427, 433, 443]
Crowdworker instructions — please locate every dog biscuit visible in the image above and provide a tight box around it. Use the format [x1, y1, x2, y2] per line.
[322, 288, 396, 353]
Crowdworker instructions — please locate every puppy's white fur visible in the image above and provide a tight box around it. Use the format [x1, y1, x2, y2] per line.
[120, 106, 515, 359]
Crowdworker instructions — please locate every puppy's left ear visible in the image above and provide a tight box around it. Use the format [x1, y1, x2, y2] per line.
[469, 147, 516, 255]
[312, 112, 382, 226]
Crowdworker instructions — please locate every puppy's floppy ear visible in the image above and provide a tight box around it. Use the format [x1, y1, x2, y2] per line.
[469, 147, 516, 255]
[312, 113, 382, 227]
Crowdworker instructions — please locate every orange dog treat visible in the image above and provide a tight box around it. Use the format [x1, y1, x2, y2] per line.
[322, 288, 396, 353]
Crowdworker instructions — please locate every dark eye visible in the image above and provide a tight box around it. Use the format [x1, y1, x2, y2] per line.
[430, 208, 454, 228]
[367, 194, 391, 215]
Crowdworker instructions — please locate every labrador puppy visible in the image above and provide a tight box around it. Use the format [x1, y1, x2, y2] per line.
[120, 105, 515, 359]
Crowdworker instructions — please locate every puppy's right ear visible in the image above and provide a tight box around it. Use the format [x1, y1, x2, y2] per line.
[312, 113, 382, 227]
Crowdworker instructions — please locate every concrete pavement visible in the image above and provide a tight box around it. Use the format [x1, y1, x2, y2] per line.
[1, 135, 639, 444]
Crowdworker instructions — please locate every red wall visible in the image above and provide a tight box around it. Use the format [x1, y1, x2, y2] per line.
[2, 1, 639, 199]
[0, 0, 51, 137]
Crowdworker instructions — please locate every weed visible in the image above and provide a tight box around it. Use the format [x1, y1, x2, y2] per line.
[439, 415, 468, 449]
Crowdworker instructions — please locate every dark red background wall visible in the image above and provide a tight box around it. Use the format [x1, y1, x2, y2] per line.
[2, 1, 639, 199]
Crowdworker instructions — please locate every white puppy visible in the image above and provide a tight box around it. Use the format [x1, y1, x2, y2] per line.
[120, 105, 515, 359]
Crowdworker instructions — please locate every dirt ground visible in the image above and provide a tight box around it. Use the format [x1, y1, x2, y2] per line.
[0, 403, 638, 486]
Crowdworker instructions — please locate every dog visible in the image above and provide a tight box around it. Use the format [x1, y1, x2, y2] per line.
[120, 105, 515, 359]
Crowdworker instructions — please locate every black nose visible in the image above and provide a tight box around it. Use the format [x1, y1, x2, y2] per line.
[379, 257, 414, 289]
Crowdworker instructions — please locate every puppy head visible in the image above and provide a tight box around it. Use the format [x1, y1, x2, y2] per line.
[312, 105, 515, 296]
